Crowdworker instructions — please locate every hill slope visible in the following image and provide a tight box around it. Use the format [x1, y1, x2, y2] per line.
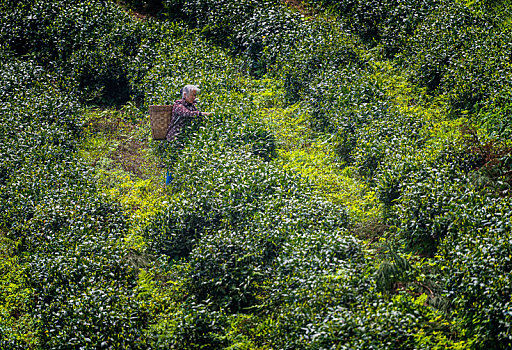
[1, 0, 511, 348]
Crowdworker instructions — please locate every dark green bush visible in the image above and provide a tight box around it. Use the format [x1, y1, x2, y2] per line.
[306, 0, 439, 56]
[2, 0, 512, 347]
[277, 23, 361, 103]
[436, 193, 512, 348]
[147, 302, 229, 349]
[440, 26, 512, 115]
[0, 0, 34, 56]
[403, 2, 476, 92]
[478, 98, 512, 139]
[187, 228, 274, 311]
[117, 0, 165, 14]
[1, 0, 144, 105]
[183, 193, 349, 311]
[162, 0, 277, 77]
[0, 60, 81, 189]
[159, 0, 361, 81]
[302, 66, 386, 140]
[146, 136, 347, 254]
[0, 57, 149, 347]
[301, 65, 427, 183]
[404, 1, 512, 116]
[250, 231, 463, 349]
[30, 246, 145, 348]
[391, 144, 482, 256]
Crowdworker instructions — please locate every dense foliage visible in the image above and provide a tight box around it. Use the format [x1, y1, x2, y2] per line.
[1, 0, 512, 348]
[0, 57, 146, 347]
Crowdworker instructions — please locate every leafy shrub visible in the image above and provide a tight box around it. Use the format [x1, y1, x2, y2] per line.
[0, 60, 81, 188]
[0, 57, 149, 347]
[145, 301, 229, 349]
[2, 0, 144, 105]
[0, 237, 36, 349]
[477, 98, 512, 139]
[246, 231, 466, 349]
[128, 22, 248, 107]
[404, 1, 512, 116]
[0, 0, 34, 56]
[402, 1, 477, 91]
[160, 0, 362, 82]
[187, 228, 274, 311]
[390, 142, 482, 256]
[376, 123, 511, 344]
[29, 247, 145, 348]
[117, 0, 165, 14]
[436, 193, 512, 348]
[307, 0, 439, 56]
[298, 65, 385, 143]
[146, 137, 347, 251]
[271, 20, 361, 103]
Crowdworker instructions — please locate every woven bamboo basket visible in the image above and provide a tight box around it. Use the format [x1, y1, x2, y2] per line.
[149, 105, 173, 140]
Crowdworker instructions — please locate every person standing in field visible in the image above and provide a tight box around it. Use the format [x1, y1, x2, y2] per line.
[166, 84, 212, 141]
[164, 84, 212, 185]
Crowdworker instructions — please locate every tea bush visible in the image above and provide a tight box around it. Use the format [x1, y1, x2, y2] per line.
[435, 193, 512, 348]
[271, 20, 361, 103]
[159, 0, 362, 82]
[162, 0, 286, 65]
[244, 232, 468, 349]
[0, 236, 35, 349]
[136, 0, 512, 346]
[404, 1, 512, 116]
[145, 141, 349, 310]
[307, 0, 439, 56]
[478, 98, 512, 139]
[117, 0, 165, 14]
[0, 0, 33, 56]
[302, 66, 392, 165]
[2, 0, 144, 105]
[394, 164, 473, 256]
[2, 0, 512, 347]
[372, 122, 512, 345]
[144, 300, 231, 349]
[0, 54, 151, 347]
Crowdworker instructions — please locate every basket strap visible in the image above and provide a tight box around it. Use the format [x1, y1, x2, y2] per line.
[168, 104, 182, 130]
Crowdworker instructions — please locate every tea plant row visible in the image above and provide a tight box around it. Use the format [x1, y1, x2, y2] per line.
[1, 0, 511, 348]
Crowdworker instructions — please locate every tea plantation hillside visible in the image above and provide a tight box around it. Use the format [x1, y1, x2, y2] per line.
[1, 0, 511, 348]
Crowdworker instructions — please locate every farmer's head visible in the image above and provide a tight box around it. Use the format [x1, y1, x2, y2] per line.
[182, 84, 200, 104]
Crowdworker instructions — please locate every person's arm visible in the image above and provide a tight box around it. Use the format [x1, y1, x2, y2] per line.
[174, 103, 201, 118]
